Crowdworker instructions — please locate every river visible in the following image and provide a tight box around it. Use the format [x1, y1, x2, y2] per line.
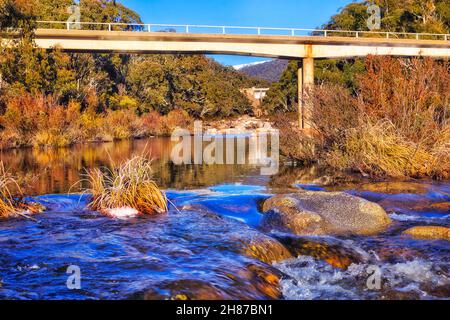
[0, 137, 448, 299]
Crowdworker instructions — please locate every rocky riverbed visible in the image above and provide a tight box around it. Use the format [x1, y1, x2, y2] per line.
[0, 180, 448, 300]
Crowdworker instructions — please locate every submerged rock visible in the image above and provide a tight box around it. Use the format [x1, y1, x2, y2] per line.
[240, 236, 292, 264]
[376, 246, 424, 263]
[133, 279, 230, 300]
[274, 235, 367, 269]
[402, 226, 450, 241]
[355, 182, 429, 194]
[262, 192, 391, 236]
[184, 203, 293, 264]
[132, 264, 284, 300]
[412, 201, 450, 213]
[17, 201, 46, 215]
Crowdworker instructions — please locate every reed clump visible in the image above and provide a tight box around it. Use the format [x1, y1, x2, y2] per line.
[0, 164, 20, 218]
[0, 162, 44, 219]
[85, 156, 168, 215]
[326, 121, 444, 178]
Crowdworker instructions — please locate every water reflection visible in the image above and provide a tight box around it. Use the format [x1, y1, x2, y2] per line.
[1, 138, 267, 195]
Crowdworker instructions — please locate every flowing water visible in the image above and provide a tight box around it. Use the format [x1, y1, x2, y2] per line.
[0, 138, 448, 300]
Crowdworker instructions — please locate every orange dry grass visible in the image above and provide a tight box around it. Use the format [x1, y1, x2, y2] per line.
[0, 162, 21, 218]
[84, 156, 168, 215]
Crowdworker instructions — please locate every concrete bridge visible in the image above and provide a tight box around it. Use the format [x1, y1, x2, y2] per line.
[17, 22, 450, 128]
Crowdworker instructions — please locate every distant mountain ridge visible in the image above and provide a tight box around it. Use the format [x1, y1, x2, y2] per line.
[235, 59, 289, 83]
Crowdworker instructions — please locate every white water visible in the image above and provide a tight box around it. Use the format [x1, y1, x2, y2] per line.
[275, 256, 449, 300]
[104, 207, 140, 219]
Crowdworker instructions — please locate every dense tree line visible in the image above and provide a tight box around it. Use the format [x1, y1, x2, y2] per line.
[262, 0, 449, 114]
[0, 0, 262, 130]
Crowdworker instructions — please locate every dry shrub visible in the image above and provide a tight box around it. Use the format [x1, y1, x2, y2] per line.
[272, 112, 318, 163]
[141, 111, 164, 136]
[71, 110, 110, 142]
[0, 91, 81, 148]
[326, 121, 438, 178]
[429, 125, 450, 179]
[161, 109, 193, 135]
[310, 83, 360, 147]
[103, 109, 146, 140]
[0, 91, 152, 147]
[298, 56, 449, 179]
[0, 92, 44, 147]
[356, 56, 449, 145]
[84, 156, 168, 215]
[0, 161, 44, 218]
[0, 162, 20, 218]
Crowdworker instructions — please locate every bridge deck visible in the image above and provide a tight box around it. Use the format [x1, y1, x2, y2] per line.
[27, 29, 449, 59]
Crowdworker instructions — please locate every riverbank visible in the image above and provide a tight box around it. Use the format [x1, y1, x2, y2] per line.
[0, 92, 272, 150]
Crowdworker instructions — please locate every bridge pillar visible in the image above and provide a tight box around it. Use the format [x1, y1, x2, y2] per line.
[298, 57, 314, 129]
[297, 64, 303, 128]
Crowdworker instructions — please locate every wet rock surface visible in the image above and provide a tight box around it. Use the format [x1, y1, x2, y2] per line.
[273, 234, 368, 269]
[1, 180, 449, 300]
[240, 236, 292, 264]
[403, 226, 450, 241]
[131, 263, 284, 300]
[261, 191, 391, 236]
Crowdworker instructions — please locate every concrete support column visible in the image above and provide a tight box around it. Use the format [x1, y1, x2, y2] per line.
[298, 57, 314, 129]
[303, 57, 314, 89]
[297, 64, 303, 128]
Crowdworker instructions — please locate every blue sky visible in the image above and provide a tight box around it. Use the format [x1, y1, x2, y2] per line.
[121, 0, 352, 66]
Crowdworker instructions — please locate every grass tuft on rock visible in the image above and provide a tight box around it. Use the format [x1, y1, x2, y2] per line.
[84, 156, 168, 215]
[0, 162, 44, 219]
[0, 163, 21, 218]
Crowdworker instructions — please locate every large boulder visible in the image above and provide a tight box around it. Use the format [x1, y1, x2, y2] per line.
[261, 191, 391, 236]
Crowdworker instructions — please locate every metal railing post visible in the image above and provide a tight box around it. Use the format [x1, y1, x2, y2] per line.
[108, 23, 111, 31]
[257, 27, 261, 35]
[324, 30, 327, 37]
[291, 29, 295, 36]
[186, 25, 189, 33]
[222, 26, 226, 34]
[386, 32, 389, 39]
[148, 24, 151, 32]
[355, 31, 359, 38]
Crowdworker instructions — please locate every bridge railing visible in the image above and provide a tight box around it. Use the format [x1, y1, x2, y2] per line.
[35, 21, 450, 41]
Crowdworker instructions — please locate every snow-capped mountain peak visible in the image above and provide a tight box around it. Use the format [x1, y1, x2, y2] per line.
[233, 60, 270, 70]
